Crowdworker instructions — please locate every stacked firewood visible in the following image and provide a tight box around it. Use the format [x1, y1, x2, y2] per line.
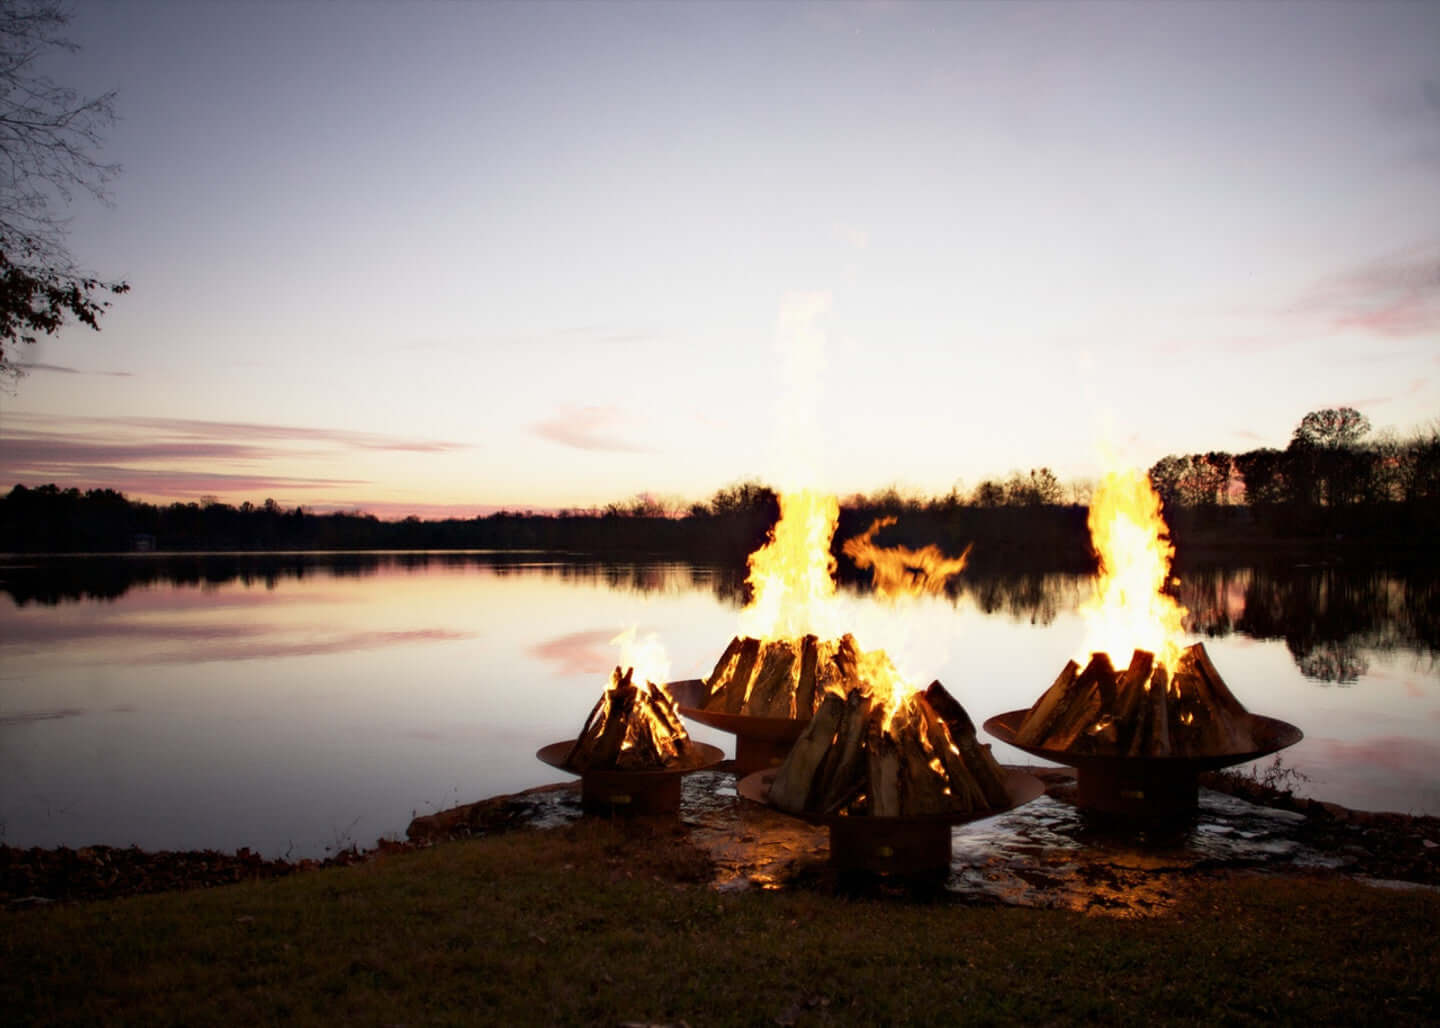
[1015, 641, 1255, 757]
[702, 634, 864, 719]
[565, 667, 702, 771]
[769, 681, 1010, 818]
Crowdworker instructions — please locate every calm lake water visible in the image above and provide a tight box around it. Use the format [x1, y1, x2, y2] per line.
[2, 553, 1437, 858]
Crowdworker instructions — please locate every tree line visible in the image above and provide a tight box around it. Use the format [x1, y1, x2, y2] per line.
[1145, 408, 1440, 541]
[3, 409, 1435, 560]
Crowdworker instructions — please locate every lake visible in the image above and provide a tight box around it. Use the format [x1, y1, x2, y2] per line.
[2, 552, 1436, 858]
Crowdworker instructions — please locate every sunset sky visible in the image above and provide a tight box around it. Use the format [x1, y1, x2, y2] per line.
[2, 0, 1436, 518]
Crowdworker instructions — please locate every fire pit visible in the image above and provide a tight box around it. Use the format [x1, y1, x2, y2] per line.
[539, 666, 724, 815]
[984, 708, 1300, 817]
[739, 681, 1045, 874]
[985, 643, 1302, 818]
[983, 466, 1304, 819]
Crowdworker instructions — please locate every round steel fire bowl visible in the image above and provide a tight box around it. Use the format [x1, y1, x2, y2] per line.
[666, 679, 811, 778]
[736, 768, 1045, 876]
[536, 741, 726, 817]
[983, 709, 1303, 820]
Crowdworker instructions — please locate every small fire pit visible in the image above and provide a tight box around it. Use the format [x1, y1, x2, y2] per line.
[536, 740, 723, 815]
[539, 666, 724, 815]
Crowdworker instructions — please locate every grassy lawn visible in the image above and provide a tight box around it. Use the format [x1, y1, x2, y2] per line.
[4, 819, 1437, 1026]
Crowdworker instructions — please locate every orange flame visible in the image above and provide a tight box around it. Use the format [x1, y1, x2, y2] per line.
[841, 516, 970, 599]
[1079, 468, 1188, 670]
[737, 489, 840, 641]
[610, 627, 671, 689]
[856, 645, 915, 730]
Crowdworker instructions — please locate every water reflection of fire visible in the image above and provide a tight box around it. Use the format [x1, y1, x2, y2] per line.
[702, 489, 970, 725]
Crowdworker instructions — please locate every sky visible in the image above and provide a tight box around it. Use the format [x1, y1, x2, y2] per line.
[1, 0, 1437, 518]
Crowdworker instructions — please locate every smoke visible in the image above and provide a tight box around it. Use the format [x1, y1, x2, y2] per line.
[769, 290, 832, 490]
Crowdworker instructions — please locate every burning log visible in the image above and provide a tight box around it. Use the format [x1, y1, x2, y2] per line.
[770, 682, 1008, 818]
[920, 682, 1010, 809]
[1015, 642, 1256, 758]
[701, 633, 864, 720]
[814, 688, 875, 813]
[768, 693, 846, 812]
[565, 667, 701, 771]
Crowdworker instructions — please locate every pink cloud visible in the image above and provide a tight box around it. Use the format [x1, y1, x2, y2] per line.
[531, 405, 653, 453]
[1291, 242, 1440, 339]
[0, 414, 472, 505]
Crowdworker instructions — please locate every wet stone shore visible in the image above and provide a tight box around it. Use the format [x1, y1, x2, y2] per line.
[6, 767, 1437, 914]
[406, 765, 1440, 917]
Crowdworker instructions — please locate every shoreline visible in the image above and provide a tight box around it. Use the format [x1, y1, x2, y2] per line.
[6, 770, 1436, 909]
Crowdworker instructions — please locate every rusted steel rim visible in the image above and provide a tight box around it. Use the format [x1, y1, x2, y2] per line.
[735, 767, 1046, 829]
[982, 709, 1303, 772]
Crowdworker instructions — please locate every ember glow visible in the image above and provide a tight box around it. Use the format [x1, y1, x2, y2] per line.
[1079, 468, 1188, 671]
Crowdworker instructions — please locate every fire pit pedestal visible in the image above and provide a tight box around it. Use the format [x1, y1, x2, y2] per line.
[737, 768, 1045, 876]
[536, 741, 725, 817]
[667, 679, 811, 778]
[984, 710, 1303, 819]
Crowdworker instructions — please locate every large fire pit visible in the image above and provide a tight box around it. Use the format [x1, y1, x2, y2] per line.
[737, 680, 1045, 874]
[985, 644, 1303, 818]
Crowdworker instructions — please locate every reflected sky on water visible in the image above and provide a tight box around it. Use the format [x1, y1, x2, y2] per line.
[1, 554, 1436, 857]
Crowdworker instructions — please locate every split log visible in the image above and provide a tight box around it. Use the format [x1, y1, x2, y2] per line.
[1181, 642, 1254, 752]
[700, 636, 741, 709]
[1109, 650, 1155, 753]
[1014, 659, 1081, 747]
[578, 673, 639, 768]
[865, 718, 902, 817]
[1132, 664, 1173, 758]
[793, 634, 820, 717]
[704, 636, 762, 715]
[816, 633, 860, 701]
[564, 689, 611, 769]
[1042, 652, 1114, 751]
[921, 681, 1008, 808]
[916, 696, 982, 813]
[769, 693, 846, 814]
[814, 689, 874, 813]
[894, 707, 954, 816]
[745, 640, 799, 718]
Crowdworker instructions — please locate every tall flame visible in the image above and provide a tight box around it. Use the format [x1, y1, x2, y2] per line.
[610, 626, 671, 689]
[737, 489, 839, 641]
[1079, 468, 1188, 670]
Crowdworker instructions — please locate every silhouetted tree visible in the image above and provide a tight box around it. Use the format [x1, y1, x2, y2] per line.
[1234, 448, 1289, 506]
[0, 1, 127, 381]
[1292, 407, 1371, 450]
